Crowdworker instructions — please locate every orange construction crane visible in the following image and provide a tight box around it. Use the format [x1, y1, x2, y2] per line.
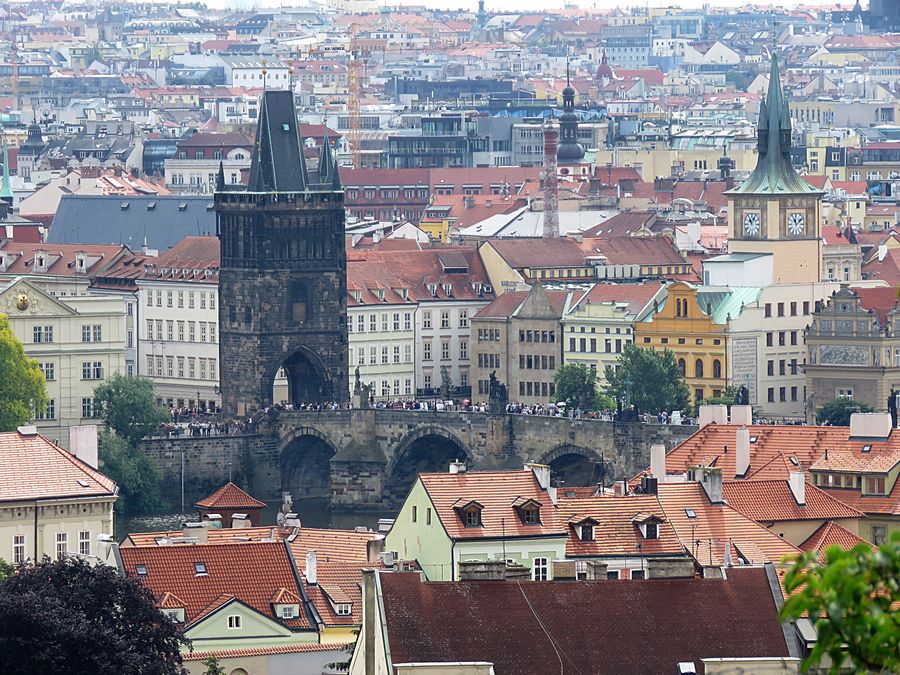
[347, 23, 362, 170]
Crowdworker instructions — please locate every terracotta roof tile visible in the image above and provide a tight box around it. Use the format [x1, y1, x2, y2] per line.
[419, 470, 567, 540]
[556, 495, 684, 558]
[799, 521, 875, 562]
[656, 483, 801, 566]
[0, 432, 116, 502]
[119, 540, 312, 631]
[183, 643, 346, 661]
[723, 479, 864, 522]
[473, 289, 571, 319]
[378, 567, 790, 674]
[195, 482, 266, 510]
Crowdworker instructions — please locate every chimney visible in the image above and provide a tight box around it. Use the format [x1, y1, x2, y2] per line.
[735, 426, 750, 477]
[650, 443, 666, 479]
[849, 412, 892, 439]
[647, 558, 695, 579]
[68, 424, 99, 469]
[552, 559, 577, 581]
[789, 471, 806, 506]
[449, 460, 467, 474]
[231, 513, 250, 528]
[695, 467, 723, 504]
[525, 462, 551, 490]
[614, 480, 627, 497]
[730, 404, 752, 426]
[284, 512, 302, 528]
[306, 550, 317, 585]
[698, 404, 728, 428]
[182, 522, 208, 544]
[640, 475, 658, 495]
[458, 560, 530, 581]
[203, 513, 223, 529]
[878, 244, 888, 262]
[583, 560, 608, 579]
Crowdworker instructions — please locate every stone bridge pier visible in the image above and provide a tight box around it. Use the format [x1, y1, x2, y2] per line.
[141, 410, 697, 510]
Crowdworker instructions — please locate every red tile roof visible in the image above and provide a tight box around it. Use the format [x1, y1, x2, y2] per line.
[0, 431, 116, 502]
[195, 482, 266, 510]
[473, 287, 571, 319]
[656, 483, 802, 566]
[0, 242, 127, 278]
[799, 521, 875, 562]
[183, 642, 346, 661]
[569, 281, 661, 316]
[855, 286, 899, 327]
[581, 210, 655, 237]
[722, 479, 864, 522]
[655, 424, 848, 482]
[119, 540, 311, 630]
[378, 567, 790, 674]
[419, 470, 567, 540]
[556, 495, 683, 557]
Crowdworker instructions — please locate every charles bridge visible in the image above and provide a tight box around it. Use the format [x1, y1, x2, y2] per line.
[141, 409, 697, 509]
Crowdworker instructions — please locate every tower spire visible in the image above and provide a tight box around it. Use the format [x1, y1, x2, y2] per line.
[0, 142, 13, 202]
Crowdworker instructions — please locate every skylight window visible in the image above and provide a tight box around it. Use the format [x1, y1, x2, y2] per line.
[685, 509, 697, 519]
[76, 479, 89, 487]
[862, 444, 872, 453]
[749, 436, 758, 443]
[135, 565, 148, 576]
[194, 562, 207, 576]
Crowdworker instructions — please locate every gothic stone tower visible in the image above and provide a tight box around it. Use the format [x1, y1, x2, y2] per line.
[727, 54, 823, 284]
[216, 90, 348, 416]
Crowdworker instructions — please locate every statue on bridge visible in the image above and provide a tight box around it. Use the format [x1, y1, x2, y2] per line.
[488, 370, 509, 414]
[734, 385, 750, 406]
[352, 367, 372, 410]
[440, 365, 453, 401]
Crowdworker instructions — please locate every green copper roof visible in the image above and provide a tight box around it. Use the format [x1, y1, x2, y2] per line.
[728, 54, 821, 196]
[0, 143, 12, 200]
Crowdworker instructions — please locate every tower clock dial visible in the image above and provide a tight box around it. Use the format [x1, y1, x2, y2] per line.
[743, 212, 761, 236]
[787, 212, 806, 236]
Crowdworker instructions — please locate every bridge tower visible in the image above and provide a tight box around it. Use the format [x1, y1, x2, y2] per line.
[215, 90, 348, 416]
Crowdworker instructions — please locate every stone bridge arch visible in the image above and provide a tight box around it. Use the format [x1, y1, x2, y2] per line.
[384, 424, 474, 507]
[538, 443, 604, 488]
[279, 425, 342, 500]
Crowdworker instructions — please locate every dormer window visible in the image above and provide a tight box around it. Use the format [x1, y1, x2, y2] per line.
[580, 524, 594, 541]
[281, 605, 294, 619]
[514, 498, 542, 525]
[456, 500, 484, 527]
[645, 522, 658, 539]
[569, 516, 598, 541]
[632, 513, 665, 540]
[335, 603, 352, 616]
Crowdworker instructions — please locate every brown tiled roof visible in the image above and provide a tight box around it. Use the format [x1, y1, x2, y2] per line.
[581, 210, 655, 237]
[556, 495, 684, 558]
[175, 131, 254, 148]
[0, 432, 116, 502]
[195, 482, 266, 510]
[821, 480, 900, 517]
[287, 527, 380, 564]
[855, 286, 899, 328]
[0, 242, 127, 278]
[124, 526, 291, 547]
[378, 567, 790, 674]
[656, 483, 802, 566]
[810, 438, 900, 474]
[302, 561, 382, 627]
[119, 540, 311, 630]
[723, 479, 864, 522]
[581, 235, 686, 266]
[800, 521, 875, 562]
[419, 470, 567, 541]
[473, 288, 571, 320]
[488, 237, 589, 268]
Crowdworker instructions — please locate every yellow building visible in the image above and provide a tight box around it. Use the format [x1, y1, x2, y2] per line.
[727, 55, 823, 284]
[634, 281, 728, 405]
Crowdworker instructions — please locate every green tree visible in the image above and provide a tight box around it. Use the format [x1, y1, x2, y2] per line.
[98, 430, 163, 515]
[0, 559, 13, 583]
[93, 373, 168, 445]
[0, 313, 47, 431]
[201, 656, 225, 675]
[603, 344, 690, 415]
[780, 533, 900, 674]
[816, 397, 874, 426]
[0, 557, 190, 674]
[554, 363, 602, 409]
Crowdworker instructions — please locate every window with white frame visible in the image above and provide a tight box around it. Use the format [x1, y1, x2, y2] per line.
[56, 532, 68, 560]
[227, 615, 241, 629]
[13, 535, 25, 564]
[79, 530, 90, 556]
[532, 557, 549, 581]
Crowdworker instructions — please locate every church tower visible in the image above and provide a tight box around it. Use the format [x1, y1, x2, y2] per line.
[557, 67, 585, 165]
[216, 90, 348, 416]
[727, 54, 823, 284]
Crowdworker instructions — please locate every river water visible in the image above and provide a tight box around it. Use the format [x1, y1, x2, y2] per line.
[116, 498, 395, 540]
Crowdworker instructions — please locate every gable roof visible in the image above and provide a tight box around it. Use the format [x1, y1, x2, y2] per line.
[800, 521, 876, 562]
[0, 431, 116, 502]
[473, 287, 571, 320]
[377, 567, 791, 674]
[418, 470, 567, 541]
[722, 479, 864, 522]
[195, 482, 266, 510]
[119, 540, 312, 631]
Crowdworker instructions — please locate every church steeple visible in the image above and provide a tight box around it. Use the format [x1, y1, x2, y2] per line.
[730, 53, 818, 195]
[557, 57, 584, 163]
[247, 90, 308, 192]
[0, 142, 13, 203]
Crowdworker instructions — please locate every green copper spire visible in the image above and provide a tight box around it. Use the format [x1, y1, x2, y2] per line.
[728, 53, 820, 195]
[0, 142, 13, 201]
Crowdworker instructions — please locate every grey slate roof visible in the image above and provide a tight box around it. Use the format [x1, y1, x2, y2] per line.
[48, 195, 216, 251]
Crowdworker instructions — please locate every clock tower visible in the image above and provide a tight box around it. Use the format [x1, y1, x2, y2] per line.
[727, 54, 823, 284]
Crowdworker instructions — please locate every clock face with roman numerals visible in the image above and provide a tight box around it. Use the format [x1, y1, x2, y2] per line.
[787, 212, 806, 236]
[743, 212, 760, 236]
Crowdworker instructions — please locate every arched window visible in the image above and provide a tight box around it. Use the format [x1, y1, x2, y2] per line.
[678, 358, 686, 376]
[695, 359, 704, 378]
[712, 359, 722, 379]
